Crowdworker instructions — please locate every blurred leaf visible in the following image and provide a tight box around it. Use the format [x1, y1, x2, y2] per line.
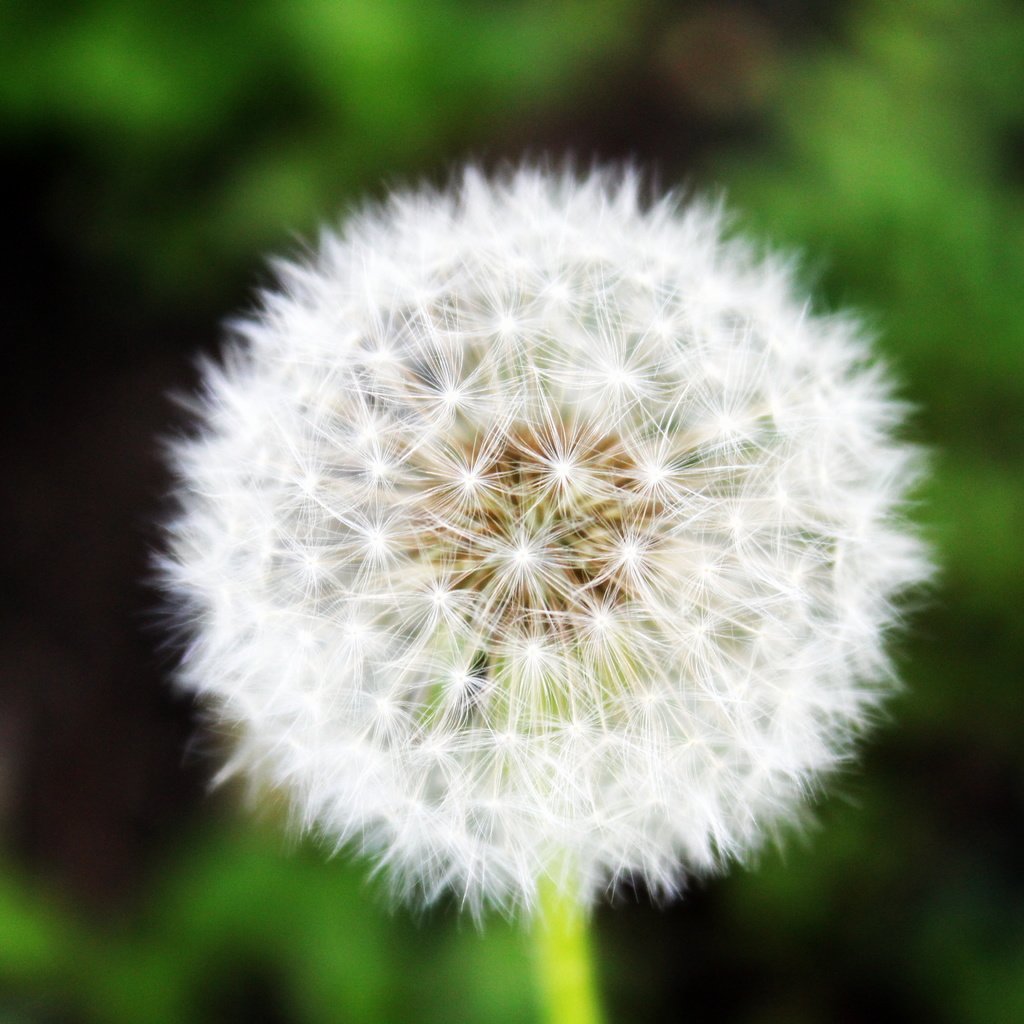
[1, 0, 632, 302]
[0, 861, 72, 980]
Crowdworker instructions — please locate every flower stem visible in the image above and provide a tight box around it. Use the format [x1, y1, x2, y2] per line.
[532, 874, 604, 1024]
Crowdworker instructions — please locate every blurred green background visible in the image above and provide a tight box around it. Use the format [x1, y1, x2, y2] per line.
[2, 1, 1022, 1021]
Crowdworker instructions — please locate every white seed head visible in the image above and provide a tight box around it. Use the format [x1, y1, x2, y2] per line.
[162, 166, 931, 915]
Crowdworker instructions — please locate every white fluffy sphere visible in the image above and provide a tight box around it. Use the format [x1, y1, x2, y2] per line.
[163, 167, 930, 914]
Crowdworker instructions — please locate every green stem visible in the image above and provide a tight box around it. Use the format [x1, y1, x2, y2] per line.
[532, 874, 604, 1024]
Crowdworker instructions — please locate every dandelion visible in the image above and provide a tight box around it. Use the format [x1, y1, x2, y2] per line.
[162, 165, 929, 1020]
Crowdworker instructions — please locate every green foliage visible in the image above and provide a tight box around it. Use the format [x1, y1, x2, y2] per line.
[719, 0, 1024, 1017]
[1, 0, 630, 300]
[0, 863, 74, 983]
[0, 824, 538, 1024]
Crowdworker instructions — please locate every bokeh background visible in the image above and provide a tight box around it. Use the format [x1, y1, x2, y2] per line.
[3, 1, 1022, 1021]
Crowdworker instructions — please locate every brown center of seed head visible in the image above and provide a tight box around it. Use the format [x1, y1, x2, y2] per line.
[410, 422, 667, 633]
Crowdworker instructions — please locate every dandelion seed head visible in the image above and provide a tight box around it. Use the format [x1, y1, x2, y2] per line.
[163, 166, 930, 915]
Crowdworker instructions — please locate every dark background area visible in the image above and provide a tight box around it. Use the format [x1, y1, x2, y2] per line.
[2, 1, 1023, 1021]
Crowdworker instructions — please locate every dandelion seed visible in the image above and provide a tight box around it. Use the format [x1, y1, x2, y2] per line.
[161, 165, 930, 918]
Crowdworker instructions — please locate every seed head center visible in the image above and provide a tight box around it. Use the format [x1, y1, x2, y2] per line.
[412, 423, 664, 631]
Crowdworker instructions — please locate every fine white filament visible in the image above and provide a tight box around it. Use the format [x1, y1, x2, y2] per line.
[163, 167, 930, 915]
